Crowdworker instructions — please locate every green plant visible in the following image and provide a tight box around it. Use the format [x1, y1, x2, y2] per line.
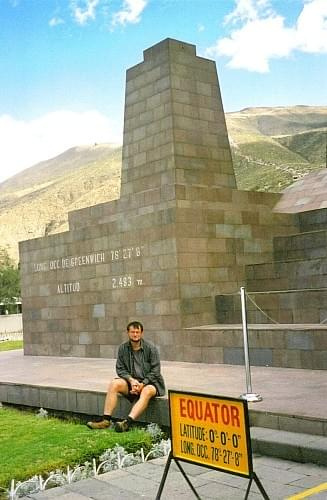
[0, 341, 23, 352]
[0, 407, 152, 491]
[0, 248, 20, 313]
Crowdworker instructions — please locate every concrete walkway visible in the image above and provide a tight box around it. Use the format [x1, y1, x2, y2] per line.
[25, 454, 327, 499]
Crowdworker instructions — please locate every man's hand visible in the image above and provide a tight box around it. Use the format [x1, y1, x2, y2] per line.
[129, 378, 144, 395]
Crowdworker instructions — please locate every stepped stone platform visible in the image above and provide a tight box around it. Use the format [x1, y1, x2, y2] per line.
[188, 323, 327, 370]
[214, 207, 327, 371]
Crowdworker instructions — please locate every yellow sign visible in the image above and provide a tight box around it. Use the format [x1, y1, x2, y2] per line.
[169, 390, 252, 477]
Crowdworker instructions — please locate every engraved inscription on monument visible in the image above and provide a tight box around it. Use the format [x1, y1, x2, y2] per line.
[29, 245, 146, 298]
[33, 252, 106, 273]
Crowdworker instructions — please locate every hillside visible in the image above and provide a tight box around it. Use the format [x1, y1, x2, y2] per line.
[0, 144, 122, 261]
[226, 105, 327, 191]
[0, 105, 326, 262]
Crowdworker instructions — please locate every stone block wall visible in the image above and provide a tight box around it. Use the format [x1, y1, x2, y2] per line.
[215, 204, 327, 331]
[216, 289, 327, 325]
[183, 326, 327, 369]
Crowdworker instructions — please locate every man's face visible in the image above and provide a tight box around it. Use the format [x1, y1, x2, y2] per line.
[127, 326, 143, 343]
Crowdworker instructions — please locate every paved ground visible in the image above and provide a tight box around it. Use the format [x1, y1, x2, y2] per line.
[1, 350, 326, 421]
[2, 350, 327, 498]
[24, 454, 327, 499]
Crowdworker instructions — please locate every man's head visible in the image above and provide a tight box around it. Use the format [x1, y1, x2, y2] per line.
[126, 321, 144, 345]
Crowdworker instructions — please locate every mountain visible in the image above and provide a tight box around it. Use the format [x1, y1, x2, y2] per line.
[0, 106, 326, 262]
[227, 105, 327, 191]
[0, 144, 122, 261]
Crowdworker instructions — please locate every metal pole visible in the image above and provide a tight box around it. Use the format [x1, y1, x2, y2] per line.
[240, 286, 262, 402]
[240, 286, 252, 393]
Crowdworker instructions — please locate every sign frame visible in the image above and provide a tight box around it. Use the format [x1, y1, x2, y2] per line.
[168, 389, 253, 478]
[155, 390, 269, 500]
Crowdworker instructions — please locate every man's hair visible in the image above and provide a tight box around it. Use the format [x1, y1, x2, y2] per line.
[127, 320, 143, 332]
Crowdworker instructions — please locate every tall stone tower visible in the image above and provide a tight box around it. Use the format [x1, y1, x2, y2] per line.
[19, 39, 294, 361]
[121, 39, 236, 200]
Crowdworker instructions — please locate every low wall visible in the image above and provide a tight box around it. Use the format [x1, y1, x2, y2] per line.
[1, 383, 326, 438]
[0, 314, 23, 340]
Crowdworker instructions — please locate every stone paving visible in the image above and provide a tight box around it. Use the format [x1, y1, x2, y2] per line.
[1, 350, 326, 423]
[2, 350, 327, 498]
[25, 454, 327, 499]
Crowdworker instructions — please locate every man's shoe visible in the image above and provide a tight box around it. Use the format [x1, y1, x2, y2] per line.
[86, 419, 111, 430]
[114, 419, 130, 433]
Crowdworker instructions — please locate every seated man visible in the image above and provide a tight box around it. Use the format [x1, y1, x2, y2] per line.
[87, 320, 165, 432]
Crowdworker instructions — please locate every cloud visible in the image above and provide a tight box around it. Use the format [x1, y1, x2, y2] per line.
[297, 0, 327, 52]
[49, 17, 64, 27]
[0, 111, 122, 184]
[112, 0, 147, 26]
[206, 0, 327, 72]
[71, 0, 99, 25]
[223, 0, 273, 24]
[50, 0, 148, 29]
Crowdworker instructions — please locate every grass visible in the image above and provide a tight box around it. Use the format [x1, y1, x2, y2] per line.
[0, 340, 23, 352]
[0, 406, 153, 491]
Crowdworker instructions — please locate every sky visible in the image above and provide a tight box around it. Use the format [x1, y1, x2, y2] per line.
[1, 0, 327, 183]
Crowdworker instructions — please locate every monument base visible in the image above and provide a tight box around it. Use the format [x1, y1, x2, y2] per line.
[1, 350, 326, 438]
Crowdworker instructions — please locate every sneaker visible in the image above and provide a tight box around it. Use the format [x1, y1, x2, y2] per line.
[114, 419, 130, 433]
[86, 419, 111, 430]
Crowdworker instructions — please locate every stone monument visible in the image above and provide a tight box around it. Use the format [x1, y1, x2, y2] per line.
[19, 39, 295, 361]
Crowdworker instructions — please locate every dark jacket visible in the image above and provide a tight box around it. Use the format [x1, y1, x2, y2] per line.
[116, 339, 165, 396]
